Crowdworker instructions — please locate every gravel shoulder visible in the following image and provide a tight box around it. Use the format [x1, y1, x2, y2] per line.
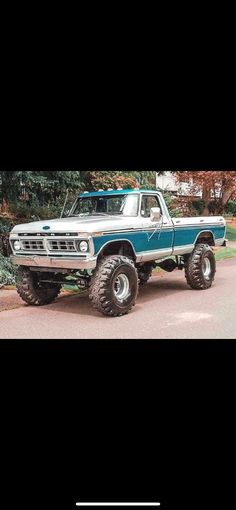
[0, 289, 22, 312]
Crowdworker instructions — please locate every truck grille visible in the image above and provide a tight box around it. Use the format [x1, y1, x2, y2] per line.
[18, 237, 81, 254]
[48, 240, 76, 252]
[21, 240, 45, 251]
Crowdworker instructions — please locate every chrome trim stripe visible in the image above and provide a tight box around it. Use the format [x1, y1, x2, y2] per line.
[104, 227, 173, 235]
[137, 245, 196, 262]
[136, 248, 173, 263]
[173, 245, 194, 255]
[174, 223, 225, 228]
[101, 223, 225, 236]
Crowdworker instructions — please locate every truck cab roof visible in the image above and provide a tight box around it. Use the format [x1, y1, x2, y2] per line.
[79, 188, 158, 198]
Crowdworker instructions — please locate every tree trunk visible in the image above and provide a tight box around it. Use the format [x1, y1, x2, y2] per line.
[1, 196, 10, 213]
[202, 187, 211, 216]
[221, 188, 234, 214]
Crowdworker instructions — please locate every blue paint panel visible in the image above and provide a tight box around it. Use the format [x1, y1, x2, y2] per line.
[174, 225, 226, 246]
[93, 224, 226, 257]
[93, 229, 174, 256]
[212, 226, 227, 239]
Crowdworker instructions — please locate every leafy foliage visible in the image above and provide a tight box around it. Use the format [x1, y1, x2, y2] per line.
[0, 170, 158, 214]
[0, 254, 16, 287]
[225, 201, 236, 217]
[0, 217, 13, 232]
[84, 171, 138, 190]
[0, 169, 206, 222]
[0, 170, 85, 213]
[83, 171, 157, 191]
[162, 192, 182, 217]
[0, 217, 14, 256]
[175, 170, 236, 214]
[190, 200, 206, 216]
[215, 247, 236, 261]
[226, 225, 236, 241]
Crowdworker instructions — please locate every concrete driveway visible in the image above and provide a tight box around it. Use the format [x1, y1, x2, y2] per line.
[0, 258, 236, 339]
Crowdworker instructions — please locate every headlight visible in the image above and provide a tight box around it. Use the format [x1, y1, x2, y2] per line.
[79, 241, 89, 252]
[14, 240, 21, 251]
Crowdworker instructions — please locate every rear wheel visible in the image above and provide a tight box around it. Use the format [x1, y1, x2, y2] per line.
[89, 255, 138, 317]
[185, 244, 216, 290]
[16, 267, 61, 305]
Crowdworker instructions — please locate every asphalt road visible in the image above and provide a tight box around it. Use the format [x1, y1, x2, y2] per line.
[0, 258, 236, 339]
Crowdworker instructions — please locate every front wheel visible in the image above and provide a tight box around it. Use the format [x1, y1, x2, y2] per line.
[185, 244, 216, 290]
[16, 267, 62, 305]
[89, 255, 138, 317]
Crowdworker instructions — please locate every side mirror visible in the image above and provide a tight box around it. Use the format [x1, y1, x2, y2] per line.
[150, 207, 161, 222]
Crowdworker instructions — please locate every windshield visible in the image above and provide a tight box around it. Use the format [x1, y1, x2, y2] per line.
[70, 194, 140, 217]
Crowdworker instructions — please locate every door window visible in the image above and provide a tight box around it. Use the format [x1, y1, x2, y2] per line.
[141, 195, 161, 218]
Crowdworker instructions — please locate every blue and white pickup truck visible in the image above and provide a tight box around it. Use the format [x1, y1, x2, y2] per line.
[10, 188, 226, 316]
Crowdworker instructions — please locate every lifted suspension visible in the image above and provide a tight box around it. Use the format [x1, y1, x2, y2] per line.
[154, 256, 185, 272]
[39, 277, 91, 289]
[34, 270, 92, 289]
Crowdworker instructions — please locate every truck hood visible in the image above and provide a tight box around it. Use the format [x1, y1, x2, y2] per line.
[11, 215, 139, 234]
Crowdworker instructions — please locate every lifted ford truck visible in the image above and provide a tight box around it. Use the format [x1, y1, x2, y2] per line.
[10, 189, 226, 317]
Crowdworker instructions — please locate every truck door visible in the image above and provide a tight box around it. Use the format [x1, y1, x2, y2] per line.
[140, 194, 174, 260]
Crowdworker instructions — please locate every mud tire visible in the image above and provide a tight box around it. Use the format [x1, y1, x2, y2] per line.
[16, 267, 61, 305]
[89, 255, 138, 317]
[185, 244, 216, 290]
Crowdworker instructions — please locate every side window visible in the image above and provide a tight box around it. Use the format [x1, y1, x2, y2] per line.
[141, 195, 161, 218]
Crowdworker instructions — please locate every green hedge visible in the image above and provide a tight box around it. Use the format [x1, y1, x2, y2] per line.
[226, 225, 236, 241]
[0, 254, 16, 287]
[191, 200, 206, 216]
[225, 201, 236, 217]
[0, 218, 13, 257]
[0, 215, 16, 285]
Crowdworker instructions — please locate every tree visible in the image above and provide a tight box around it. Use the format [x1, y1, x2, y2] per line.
[83, 170, 158, 190]
[0, 169, 161, 214]
[0, 170, 85, 212]
[0, 171, 32, 212]
[175, 170, 236, 215]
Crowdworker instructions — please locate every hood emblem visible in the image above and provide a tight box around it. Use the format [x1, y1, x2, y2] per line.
[43, 226, 50, 231]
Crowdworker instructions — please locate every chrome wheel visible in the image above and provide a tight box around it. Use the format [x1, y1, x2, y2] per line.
[114, 274, 130, 301]
[203, 257, 211, 279]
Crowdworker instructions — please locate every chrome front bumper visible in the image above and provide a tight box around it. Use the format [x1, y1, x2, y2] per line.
[11, 254, 97, 271]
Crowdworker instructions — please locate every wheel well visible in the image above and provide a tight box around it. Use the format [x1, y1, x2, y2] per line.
[195, 231, 215, 246]
[97, 241, 136, 261]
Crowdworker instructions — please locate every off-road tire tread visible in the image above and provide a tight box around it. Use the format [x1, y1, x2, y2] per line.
[89, 255, 138, 317]
[16, 267, 61, 306]
[185, 244, 216, 290]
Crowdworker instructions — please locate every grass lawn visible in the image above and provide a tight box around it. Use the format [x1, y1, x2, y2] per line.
[215, 247, 236, 261]
[226, 224, 236, 241]
[213, 224, 236, 260]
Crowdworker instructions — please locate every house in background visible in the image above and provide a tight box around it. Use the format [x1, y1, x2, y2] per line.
[156, 171, 202, 197]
